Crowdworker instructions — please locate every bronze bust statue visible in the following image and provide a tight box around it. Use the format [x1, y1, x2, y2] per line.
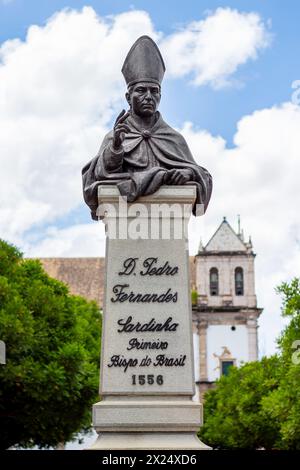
[82, 36, 212, 219]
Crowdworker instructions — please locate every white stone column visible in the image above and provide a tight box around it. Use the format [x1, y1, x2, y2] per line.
[198, 320, 208, 382]
[247, 315, 258, 361]
[90, 185, 210, 450]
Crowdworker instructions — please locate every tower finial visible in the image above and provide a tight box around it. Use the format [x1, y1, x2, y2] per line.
[198, 238, 204, 253]
[237, 214, 241, 235]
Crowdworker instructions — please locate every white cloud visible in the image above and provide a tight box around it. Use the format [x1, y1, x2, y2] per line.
[161, 7, 270, 88]
[25, 102, 300, 356]
[0, 6, 293, 356]
[25, 223, 106, 258]
[182, 102, 300, 355]
[0, 7, 157, 242]
[0, 6, 270, 245]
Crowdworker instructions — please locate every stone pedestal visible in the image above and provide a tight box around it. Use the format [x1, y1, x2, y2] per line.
[90, 185, 209, 450]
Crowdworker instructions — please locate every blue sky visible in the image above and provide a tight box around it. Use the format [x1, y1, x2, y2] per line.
[0, 0, 299, 357]
[1, 0, 299, 142]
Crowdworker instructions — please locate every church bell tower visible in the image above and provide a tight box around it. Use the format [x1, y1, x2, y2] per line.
[192, 217, 262, 400]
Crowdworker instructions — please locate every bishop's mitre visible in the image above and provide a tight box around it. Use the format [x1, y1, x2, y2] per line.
[122, 35, 166, 88]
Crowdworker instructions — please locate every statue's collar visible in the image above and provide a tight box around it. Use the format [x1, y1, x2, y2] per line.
[127, 111, 162, 135]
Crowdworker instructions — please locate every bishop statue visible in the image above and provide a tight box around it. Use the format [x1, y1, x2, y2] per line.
[82, 36, 212, 219]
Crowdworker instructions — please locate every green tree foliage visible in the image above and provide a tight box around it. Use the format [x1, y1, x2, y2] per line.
[262, 278, 300, 449]
[199, 356, 282, 449]
[262, 363, 300, 449]
[0, 240, 101, 449]
[199, 277, 300, 449]
[276, 278, 300, 360]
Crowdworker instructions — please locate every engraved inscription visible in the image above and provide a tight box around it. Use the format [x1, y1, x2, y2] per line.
[105, 254, 189, 390]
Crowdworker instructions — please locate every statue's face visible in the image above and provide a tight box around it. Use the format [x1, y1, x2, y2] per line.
[126, 82, 161, 117]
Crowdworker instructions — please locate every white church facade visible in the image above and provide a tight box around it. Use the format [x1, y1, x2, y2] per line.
[192, 217, 262, 400]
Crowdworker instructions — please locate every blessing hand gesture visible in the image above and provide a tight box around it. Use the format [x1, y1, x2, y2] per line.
[112, 109, 130, 150]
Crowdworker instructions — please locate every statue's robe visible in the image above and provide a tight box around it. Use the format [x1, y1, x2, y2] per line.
[82, 112, 212, 219]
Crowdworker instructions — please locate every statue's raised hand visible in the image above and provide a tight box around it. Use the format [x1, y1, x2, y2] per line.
[112, 109, 130, 150]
